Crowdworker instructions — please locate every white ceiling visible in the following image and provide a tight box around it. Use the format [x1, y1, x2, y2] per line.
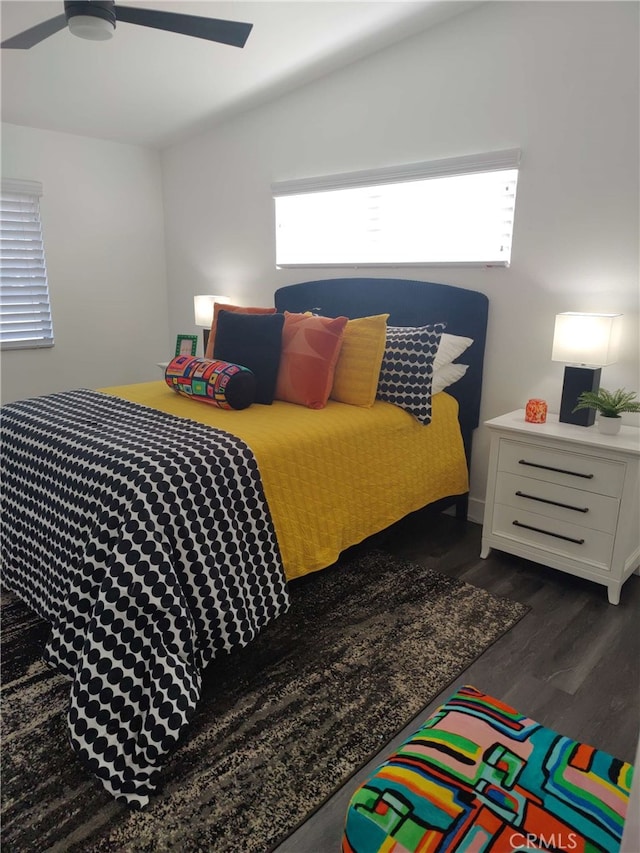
[1, 1, 474, 149]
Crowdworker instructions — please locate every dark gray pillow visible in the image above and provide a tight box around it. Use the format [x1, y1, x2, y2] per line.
[214, 311, 285, 405]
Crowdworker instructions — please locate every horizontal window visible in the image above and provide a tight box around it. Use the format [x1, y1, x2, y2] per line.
[1, 178, 54, 350]
[273, 149, 520, 268]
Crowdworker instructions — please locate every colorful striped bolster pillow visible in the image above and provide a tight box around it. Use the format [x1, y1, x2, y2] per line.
[165, 355, 256, 410]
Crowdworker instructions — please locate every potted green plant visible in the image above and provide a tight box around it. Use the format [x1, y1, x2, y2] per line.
[573, 387, 640, 435]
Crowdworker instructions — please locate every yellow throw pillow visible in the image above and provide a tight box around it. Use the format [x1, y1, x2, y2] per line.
[331, 314, 389, 407]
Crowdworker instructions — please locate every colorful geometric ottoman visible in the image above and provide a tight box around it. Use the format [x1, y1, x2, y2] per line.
[343, 685, 634, 853]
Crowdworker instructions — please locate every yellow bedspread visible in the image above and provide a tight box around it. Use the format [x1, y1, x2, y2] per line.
[99, 382, 468, 581]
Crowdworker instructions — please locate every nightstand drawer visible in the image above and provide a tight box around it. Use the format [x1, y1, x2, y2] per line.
[492, 503, 614, 569]
[495, 472, 620, 534]
[498, 439, 625, 498]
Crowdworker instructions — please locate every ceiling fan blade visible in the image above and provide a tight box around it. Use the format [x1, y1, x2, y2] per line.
[1, 14, 68, 49]
[114, 6, 252, 48]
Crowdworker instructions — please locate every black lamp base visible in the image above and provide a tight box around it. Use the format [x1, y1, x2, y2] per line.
[202, 328, 210, 355]
[559, 366, 601, 426]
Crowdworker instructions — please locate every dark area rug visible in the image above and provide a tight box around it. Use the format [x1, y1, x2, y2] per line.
[1, 549, 528, 852]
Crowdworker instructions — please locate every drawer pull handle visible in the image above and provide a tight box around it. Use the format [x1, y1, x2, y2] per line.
[518, 459, 594, 479]
[515, 491, 589, 513]
[512, 519, 585, 545]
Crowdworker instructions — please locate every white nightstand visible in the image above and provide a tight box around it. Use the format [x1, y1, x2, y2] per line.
[481, 410, 640, 604]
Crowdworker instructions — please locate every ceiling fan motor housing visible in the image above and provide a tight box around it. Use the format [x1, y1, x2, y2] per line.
[64, 1, 116, 40]
[2, 0, 252, 50]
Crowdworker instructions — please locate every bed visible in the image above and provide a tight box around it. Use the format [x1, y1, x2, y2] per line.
[0, 277, 488, 807]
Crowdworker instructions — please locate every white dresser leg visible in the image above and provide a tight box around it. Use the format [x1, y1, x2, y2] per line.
[480, 541, 491, 559]
[607, 583, 621, 605]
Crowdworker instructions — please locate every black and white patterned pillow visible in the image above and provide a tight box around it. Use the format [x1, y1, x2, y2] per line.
[376, 323, 446, 425]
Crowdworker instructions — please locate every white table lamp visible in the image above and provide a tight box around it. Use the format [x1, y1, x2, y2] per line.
[194, 295, 229, 354]
[551, 312, 622, 426]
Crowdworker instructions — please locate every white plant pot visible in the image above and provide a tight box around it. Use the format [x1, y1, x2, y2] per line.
[598, 416, 622, 435]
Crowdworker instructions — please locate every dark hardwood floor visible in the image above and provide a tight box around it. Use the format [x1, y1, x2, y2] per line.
[275, 513, 640, 853]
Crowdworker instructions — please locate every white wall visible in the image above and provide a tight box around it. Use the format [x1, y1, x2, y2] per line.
[161, 1, 639, 519]
[1, 123, 169, 403]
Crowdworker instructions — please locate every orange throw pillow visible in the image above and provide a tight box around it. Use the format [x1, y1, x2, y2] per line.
[275, 312, 348, 408]
[204, 303, 276, 359]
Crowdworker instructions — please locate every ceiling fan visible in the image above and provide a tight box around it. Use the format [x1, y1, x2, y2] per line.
[1, 1, 253, 49]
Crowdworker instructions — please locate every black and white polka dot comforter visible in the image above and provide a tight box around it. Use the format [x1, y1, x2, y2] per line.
[0, 389, 289, 807]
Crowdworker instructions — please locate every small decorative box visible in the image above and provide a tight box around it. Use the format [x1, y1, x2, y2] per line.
[525, 398, 548, 423]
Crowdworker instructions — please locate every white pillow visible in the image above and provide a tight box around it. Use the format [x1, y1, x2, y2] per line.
[432, 363, 469, 395]
[434, 334, 473, 370]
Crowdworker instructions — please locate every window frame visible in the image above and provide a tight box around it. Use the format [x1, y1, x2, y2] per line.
[272, 148, 521, 269]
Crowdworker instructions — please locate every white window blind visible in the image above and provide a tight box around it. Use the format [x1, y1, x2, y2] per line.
[1, 179, 54, 350]
[272, 149, 520, 268]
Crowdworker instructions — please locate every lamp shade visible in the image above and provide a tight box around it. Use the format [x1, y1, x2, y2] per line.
[551, 312, 622, 366]
[194, 295, 229, 328]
